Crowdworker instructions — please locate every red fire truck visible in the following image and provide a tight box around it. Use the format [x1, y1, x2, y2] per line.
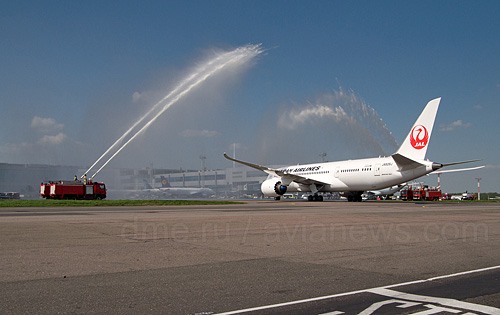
[400, 187, 413, 201]
[400, 185, 442, 201]
[414, 186, 442, 201]
[40, 180, 106, 200]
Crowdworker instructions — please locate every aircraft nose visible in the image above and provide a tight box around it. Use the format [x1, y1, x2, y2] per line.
[432, 163, 443, 171]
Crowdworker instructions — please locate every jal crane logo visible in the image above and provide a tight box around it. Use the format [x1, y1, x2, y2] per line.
[410, 125, 429, 150]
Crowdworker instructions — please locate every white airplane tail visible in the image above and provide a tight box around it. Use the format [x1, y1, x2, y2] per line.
[395, 97, 441, 161]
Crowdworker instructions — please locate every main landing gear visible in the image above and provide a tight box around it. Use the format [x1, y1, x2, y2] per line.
[347, 192, 363, 202]
[307, 194, 323, 201]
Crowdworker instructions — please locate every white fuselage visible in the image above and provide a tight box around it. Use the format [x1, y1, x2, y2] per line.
[262, 156, 434, 196]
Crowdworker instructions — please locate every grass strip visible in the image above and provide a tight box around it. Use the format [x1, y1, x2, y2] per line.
[0, 199, 244, 207]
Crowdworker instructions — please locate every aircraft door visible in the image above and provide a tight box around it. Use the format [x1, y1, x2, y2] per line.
[374, 164, 381, 176]
[335, 167, 340, 178]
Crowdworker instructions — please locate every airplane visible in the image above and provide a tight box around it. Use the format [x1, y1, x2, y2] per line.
[224, 97, 480, 202]
[109, 176, 214, 199]
[365, 183, 407, 199]
[153, 176, 215, 198]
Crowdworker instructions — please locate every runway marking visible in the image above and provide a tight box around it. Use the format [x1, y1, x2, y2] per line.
[356, 299, 422, 315]
[213, 265, 500, 315]
[368, 288, 500, 314]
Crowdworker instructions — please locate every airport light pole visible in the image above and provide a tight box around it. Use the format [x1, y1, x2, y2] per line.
[150, 163, 154, 187]
[319, 152, 327, 163]
[200, 155, 206, 188]
[232, 143, 238, 168]
[476, 178, 482, 201]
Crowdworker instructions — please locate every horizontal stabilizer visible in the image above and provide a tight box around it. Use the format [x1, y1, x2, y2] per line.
[431, 165, 484, 174]
[391, 153, 425, 171]
[441, 159, 482, 167]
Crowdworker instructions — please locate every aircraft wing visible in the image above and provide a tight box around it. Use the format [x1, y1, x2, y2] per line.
[223, 153, 330, 186]
[281, 173, 330, 186]
[224, 153, 283, 176]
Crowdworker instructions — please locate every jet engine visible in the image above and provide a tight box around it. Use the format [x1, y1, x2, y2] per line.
[261, 179, 287, 197]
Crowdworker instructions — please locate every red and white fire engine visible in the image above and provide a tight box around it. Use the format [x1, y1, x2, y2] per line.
[40, 180, 106, 200]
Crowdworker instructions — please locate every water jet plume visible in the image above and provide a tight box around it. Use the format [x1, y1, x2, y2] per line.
[85, 44, 263, 179]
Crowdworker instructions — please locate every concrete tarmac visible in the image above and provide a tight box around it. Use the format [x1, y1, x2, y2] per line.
[1, 200, 500, 314]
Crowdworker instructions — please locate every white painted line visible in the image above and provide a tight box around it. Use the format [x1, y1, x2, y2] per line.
[380, 265, 500, 290]
[213, 288, 372, 315]
[213, 265, 500, 315]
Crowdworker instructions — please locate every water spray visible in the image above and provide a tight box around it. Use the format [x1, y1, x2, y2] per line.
[81, 49, 236, 178]
[85, 44, 263, 180]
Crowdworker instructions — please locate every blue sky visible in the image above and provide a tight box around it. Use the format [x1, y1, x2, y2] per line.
[1, 1, 499, 193]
